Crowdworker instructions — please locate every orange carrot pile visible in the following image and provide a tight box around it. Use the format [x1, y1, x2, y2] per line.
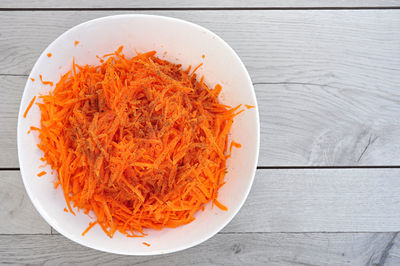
[36, 47, 242, 238]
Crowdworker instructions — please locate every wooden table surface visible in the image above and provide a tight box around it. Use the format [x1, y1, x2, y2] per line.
[1, 1, 400, 265]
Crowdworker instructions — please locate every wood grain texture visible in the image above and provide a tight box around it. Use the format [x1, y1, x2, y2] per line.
[0, 75, 24, 168]
[0, 171, 50, 234]
[0, 10, 399, 84]
[257, 83, 400, 166]
[4, 169, 400, 233]
[2, 0, 400, 8]
[384, 233, 400, 265]
[0, 233, 394, 265]
[227, 168, 400, 232]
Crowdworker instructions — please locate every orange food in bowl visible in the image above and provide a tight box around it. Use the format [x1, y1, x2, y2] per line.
[34, 47, 243, 237]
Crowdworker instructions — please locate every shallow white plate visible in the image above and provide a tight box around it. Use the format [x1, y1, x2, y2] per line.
[17, 14, 259, 255]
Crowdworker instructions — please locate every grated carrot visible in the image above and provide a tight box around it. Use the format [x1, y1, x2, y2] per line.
[29, 126, 40, 132]
[47, 53, 52, 58]
[28, 126, 40, 134]
[23, 96, 36, 118]
[245, 104, 255, 109]
[191, 62, 203, 75]
[74, 41, 80, 46]
[37, 171, 46, 177]
[35, 46, 244, 238]
[39, 75, 54, 86]
[227, 141, 242, 158]
[30, 78, 35, 82]
[96, 55, 104, 63]
[82, 221, 98, 236]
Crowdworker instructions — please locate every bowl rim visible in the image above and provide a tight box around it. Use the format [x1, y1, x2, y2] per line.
[17, 14, 260, 255]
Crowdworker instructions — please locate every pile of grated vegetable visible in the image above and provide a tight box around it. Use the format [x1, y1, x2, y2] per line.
[32, 47, 244, 237]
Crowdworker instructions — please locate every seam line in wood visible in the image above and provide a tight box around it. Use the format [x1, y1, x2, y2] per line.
[0, 7, 400, 11]
[3, 166, 400, 171]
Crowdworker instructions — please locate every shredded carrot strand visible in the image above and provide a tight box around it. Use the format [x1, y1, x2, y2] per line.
[245, 104, 255, 109]
[74, 41, 80, 46]
[228, 141, 242, 157]
[185, 65, 191, 74]
[96, 55, 104, 63]
[39, 75, 54, 86]
[23, 96, 36, 118]
[191, 62, 203, 75]
[231, 141, 242, 149]
[142, 242, 151, 247]
[37, 171, 46, 177]
[30, 78, 35, 82]
[213, 199, 228, 211]
[35, 48, 245, 237]
[47, 53, 52, 58]
[28, 126, 40, 134]
[82, 221, 98, 236]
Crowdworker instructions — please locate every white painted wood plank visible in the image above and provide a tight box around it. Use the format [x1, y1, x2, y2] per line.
[0, 10, 399, 85]
[0, 75, 23, 168]
[0, 171, 50, 234]
[226, 168, 400, 232]
[3, 169, 400, 233]
[4, 79, 400, 167]
[1, 0, 400, 8]
[257, 83, 400, 166]
[0, 233, 394, 265]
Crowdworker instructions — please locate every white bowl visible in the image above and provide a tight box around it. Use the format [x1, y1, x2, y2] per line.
[17, 14, 259, 255]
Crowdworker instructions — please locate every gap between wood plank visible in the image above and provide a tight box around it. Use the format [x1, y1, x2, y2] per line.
[3, 166, 400, 171]
[0, 73, 27, 77]
[257, 165, 400, 169]
[2, 232, 400, 236]
[0, 7, 400, 11]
